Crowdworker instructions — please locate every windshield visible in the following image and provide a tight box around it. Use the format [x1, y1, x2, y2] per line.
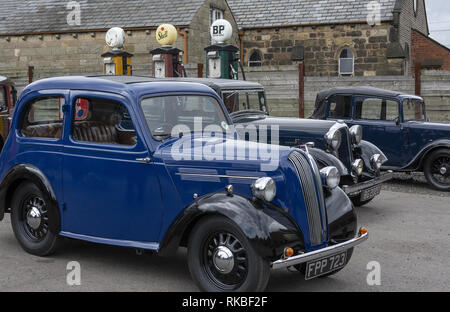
[403, 98, 426, 122]
[222, 90, 266, 114]
[141, 95, 230, 140]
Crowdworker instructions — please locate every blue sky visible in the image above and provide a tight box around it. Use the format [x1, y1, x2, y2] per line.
[426, 0, 450, 48]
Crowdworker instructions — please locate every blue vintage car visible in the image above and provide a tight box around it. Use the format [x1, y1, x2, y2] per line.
[311, 87, 450, 191]
[171, 78, 393, 207]
[0, 76, 368, 292]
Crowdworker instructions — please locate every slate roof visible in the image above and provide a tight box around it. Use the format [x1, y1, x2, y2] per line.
[0, 0, 205, 35]
[227, 0, 399, 29]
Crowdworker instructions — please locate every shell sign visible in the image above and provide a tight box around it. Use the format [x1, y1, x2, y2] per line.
[156, 24, 178, 46]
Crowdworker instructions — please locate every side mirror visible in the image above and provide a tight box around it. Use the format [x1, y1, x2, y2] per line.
[394, 117, 400, 126]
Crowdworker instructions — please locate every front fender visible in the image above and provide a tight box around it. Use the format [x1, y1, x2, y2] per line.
[0, 164, 60, 234]
[308, 147, 349, 176]
[159, 193, 305, 261]
[356, 140, 388, 174]
[325, 187, 357, 244]
[407, 139, 450, 171]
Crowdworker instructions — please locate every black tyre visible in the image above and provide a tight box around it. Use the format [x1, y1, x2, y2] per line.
[187, 215, 270, 292]
[424, 149, 450, 191]
[350, 195, 374, 207]
[10, 182, 61, 256]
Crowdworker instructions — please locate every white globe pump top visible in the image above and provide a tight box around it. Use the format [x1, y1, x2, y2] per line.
[210, 19, 233, 44]
[106, 27, 126, 50]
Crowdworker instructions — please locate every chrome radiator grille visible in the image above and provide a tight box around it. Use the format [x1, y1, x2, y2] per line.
[289, 151, 326, 246]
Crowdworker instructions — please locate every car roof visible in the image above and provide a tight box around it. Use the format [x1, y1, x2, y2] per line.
[20, 75, 220, 99]
[165, 78, 264, 91]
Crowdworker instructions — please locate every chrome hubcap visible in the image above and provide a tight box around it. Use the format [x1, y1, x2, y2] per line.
[440, 167, 447, 175]
[213, 246, 235, 274]
[26, 207, 42, 230]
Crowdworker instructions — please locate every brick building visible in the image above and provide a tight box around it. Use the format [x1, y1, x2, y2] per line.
[0, 0, 238, 82]
[411, 29, 450, 71]
[228, 0, 431, 77]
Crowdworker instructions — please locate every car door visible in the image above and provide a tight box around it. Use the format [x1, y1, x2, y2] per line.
[61, 91, 163, 245]
[350, 96, 407, 168]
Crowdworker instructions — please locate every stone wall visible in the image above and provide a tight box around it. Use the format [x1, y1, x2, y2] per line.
[241, 22, 405, 77]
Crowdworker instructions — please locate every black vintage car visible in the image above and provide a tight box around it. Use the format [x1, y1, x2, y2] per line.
[171, 78, 393, 207]
[0, 76, 17, 150]
[311, 86, 450, 191]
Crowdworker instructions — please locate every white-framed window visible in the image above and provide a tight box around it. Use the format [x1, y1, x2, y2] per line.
[211, 8, 224, 24]
[248, 50, 262, 67]
[339, 47, 354, 76]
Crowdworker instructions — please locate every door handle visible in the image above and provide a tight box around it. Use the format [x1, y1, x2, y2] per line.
[136, 157, 151, 164]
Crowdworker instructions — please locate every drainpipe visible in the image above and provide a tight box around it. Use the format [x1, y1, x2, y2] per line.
[177, 27, 188, 65]
[238, 30, 245, 65]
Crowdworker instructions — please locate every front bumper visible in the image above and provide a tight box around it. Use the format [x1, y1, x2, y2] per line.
[271, 228, 368, 270]
[342, 171, 393, 196]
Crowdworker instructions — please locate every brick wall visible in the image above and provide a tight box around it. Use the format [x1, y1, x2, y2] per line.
[412, 30, 450, 71]
[241, 23, 404, 77]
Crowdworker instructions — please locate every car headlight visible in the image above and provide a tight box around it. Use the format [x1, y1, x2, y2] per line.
[325, 129, 342, 151]
[349, 125, 363, 145]
[352, 159, 364, 176]
[320, 166, 340, 189]
[252, 177, 276, 202]
[371, 154, 383, 170]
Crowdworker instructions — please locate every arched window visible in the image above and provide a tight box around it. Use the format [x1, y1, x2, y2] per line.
[248, 50, 262, 67]
[339, 47, 354, 76]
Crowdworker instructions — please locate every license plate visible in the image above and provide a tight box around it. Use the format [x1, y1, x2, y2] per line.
[361, 185, 381, 202]
[305, 251, 347, 280]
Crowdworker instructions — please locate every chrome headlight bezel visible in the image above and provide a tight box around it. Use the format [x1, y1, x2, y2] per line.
[325, 129, 342, 151]
[371, 154, 383, 171]
[352, 159, 364, 176]
[320, 166, 341, 190]
[349, 125, 363, 145]
[252, 177, 277, 202]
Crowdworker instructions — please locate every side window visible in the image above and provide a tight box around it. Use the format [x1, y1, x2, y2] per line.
[71, 97, 137, 146]
[355, 97, 398, 121]
[21, 96, 64, 139]
[328, 95, 351, 119]
[0, 87, 6, 111]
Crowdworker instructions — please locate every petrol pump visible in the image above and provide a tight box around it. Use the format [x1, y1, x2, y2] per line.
[101, 27, 133, 75]
[205, 19, 240, 79]
[150, 24, 185, 78]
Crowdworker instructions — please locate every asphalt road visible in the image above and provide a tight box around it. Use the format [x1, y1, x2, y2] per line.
[0, 185, 449, 292]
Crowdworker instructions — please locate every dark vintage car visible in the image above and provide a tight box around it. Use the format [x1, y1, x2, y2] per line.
[0, 76, 17, 150]
[171, 78, 392, 207]
[0, 76, 368, 292]
[311, 86, 450, 191]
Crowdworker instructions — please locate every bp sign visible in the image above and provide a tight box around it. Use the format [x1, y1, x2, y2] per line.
[210, 19, 233, 44]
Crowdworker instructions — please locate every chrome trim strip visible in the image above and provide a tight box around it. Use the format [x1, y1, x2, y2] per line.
[175, 173, 261, 180]
[59, 232, 160, 251]
[342, 171, 393, 195]
[271, 232, 368, 270]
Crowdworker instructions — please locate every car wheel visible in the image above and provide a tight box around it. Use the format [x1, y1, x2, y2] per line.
[424, 149, 450, 191]
[187, 215, 270, 292]
[350, 195, 374, 207]
[10, 182, 61, 256]
[293, 248, 354, 278]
